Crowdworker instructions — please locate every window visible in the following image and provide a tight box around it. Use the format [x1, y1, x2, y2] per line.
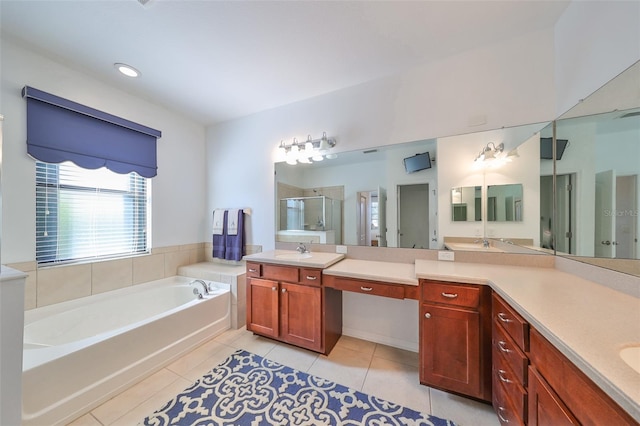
[36, 161, 149, 265]
[370, 196, 379, 229]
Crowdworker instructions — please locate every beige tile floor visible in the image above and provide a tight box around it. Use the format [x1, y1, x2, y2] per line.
[68, 327, 499, 426]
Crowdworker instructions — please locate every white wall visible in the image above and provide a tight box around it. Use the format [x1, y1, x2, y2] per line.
[206, 28, 558, 251]
[554, 1, 640, 116]
[0, 38, 207, 263]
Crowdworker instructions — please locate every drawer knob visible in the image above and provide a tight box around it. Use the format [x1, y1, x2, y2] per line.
[497, 407, 509, 423]
[271, 286, 277, 291]
[281, 288, 287, 293]
[497, 369, 513, 383]
[497, 312, 512, 323]
[424, 312, 432, 319]
[306, 275, 318, 280]
[497, 340, 512, 353]
[360, 286, 373, 292]
[441, 292, 458, 299]
[249, 268, 258, 273]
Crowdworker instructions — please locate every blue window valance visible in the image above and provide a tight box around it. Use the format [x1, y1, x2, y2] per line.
[22, 86, 161, 178]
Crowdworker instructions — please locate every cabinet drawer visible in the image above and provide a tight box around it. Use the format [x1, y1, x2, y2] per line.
[327, 276, 405, 299]
[246, 262, 262, 278]
[422, 281, 479, 308]
[493, 373, 525, 426]
[300, 268, 322, 286]
[262, 264, 299, 282]
[493, 348, 527, 419]
[493, 321, 528, 386]
[493, 293, 529, 352]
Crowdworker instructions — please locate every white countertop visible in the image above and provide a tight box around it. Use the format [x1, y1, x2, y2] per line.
[324, 259, 418, 286]
[414, 259, 640, 422]
[243, 250, 345, 269]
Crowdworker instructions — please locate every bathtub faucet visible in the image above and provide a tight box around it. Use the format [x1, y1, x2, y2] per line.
[189, 279, 210, 296]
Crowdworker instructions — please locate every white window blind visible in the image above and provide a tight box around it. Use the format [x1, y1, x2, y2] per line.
[35, 161, 149, 265]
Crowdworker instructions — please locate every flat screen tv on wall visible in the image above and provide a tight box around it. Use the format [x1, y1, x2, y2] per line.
[403, 152, 432, 173]
[540, 137, 569, 160]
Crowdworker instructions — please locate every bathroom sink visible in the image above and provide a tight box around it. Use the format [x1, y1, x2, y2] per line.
[444, 242, 504, 252]
[275, 252, 313, 260]
[620, 346, 640, 374]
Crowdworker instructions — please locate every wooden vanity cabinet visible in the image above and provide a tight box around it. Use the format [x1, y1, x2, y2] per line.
[528, 365, 578, 426]
[246, 262, 342, 354]
[528, 328, 638, 426]
[492, 293, 530, 425]
[419, 280, 492, 402]
[492, 293, 638, 426]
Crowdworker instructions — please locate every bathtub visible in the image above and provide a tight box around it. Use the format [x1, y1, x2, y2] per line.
[22, 276, 231, 426]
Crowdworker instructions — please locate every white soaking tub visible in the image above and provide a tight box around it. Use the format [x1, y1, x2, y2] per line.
[22, 276, 231, 426]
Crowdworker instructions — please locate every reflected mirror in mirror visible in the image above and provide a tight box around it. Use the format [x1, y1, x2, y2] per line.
[451, 186, 482, 221]
[539, 61, 640, 276]
[487, 184, 523, 222]
[552, 107, 639, 261]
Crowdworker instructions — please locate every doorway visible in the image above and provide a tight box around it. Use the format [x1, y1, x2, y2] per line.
[616, 175, 638, 259]
[595, 171, 638, 259]
[356, 187, 387, 247]
[540, 173, 576, 253]
[397, 183, 429, 249]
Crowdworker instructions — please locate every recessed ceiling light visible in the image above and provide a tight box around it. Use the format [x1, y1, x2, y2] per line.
[114, 63, 140, 78]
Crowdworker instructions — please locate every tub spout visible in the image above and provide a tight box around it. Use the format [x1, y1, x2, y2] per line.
[189, 279, 210, 296]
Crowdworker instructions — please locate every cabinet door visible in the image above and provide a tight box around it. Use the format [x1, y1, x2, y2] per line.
[528, 367, 578, 426]
[420, 303, 482, 398]
[280, 282, 322, 352]
[247, 278, 279, 338]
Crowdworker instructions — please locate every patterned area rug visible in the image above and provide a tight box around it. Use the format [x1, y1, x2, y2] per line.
[142, 349, 456, 426]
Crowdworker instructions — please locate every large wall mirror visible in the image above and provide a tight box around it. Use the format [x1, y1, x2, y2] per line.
[274, 60, 639, 277]
[275, 138, 438, 249]
[487, 184, 523, 222]
[451, 186, 481, 222]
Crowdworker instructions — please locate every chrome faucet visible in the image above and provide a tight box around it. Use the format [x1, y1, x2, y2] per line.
[190, 279, 210, 296]
[474, 238, 490, 248]
[296, 243, 309, 254]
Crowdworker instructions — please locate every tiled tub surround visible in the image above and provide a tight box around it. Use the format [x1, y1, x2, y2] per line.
[323, 258, 640, 423]
[11, 243, 206, 310]
[22, 276, 231, 426]
[178, 261, 247, 329]
[9, 242, 260, 310]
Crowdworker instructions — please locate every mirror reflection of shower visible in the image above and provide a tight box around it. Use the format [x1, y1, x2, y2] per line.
[276, 182, 344, 244]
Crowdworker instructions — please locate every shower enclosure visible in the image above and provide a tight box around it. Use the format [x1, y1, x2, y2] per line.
[277, 196, 342, 244]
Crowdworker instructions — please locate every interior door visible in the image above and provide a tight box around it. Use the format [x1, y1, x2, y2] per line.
[356, 192, 369, 246]
[615, 175, 638, 259]
[398, 183, 429, 249]
[377, 186, 387, 247]
[595, 170, 616, 258]
[556, 174, 576, 254]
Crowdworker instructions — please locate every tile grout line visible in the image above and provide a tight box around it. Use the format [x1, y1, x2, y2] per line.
[359, 342, 379, 392]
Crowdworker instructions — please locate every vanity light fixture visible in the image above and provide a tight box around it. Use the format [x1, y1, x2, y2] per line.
[505, 148, 519, 161]
[114, 63, 141, 78]
[474, 142, 504, 167]
[278, 132, 337, 165]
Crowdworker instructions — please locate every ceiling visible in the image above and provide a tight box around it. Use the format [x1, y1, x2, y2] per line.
[0, 0, 570, 126]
